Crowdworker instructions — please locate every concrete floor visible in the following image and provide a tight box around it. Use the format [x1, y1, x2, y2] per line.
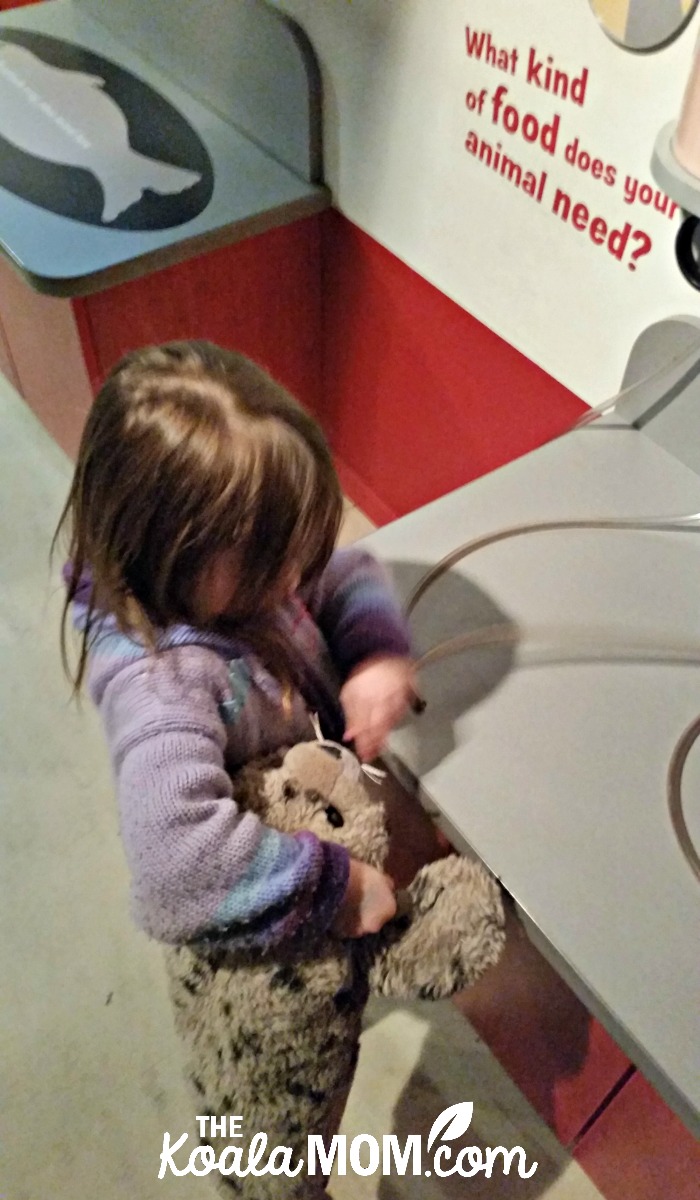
[0, 374, 605, 1199]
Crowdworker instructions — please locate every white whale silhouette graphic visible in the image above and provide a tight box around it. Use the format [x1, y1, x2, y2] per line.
[0, 43, 202, 222]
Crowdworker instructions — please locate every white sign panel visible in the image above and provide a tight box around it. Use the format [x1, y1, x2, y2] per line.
[275, 0, 700, 404]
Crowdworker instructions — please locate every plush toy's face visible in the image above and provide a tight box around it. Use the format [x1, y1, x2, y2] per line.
[236, 740, 390, 870]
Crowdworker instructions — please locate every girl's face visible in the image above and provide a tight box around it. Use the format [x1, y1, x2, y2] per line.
[191, 549, 300, 623]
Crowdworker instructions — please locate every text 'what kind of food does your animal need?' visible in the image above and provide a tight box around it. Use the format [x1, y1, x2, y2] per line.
[463, 27, 678, 273]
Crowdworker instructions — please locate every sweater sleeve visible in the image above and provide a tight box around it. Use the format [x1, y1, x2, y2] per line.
[303, 546, 413, 679]
[93, 645, 350, 950]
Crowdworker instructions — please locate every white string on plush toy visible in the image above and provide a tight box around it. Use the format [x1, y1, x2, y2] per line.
[404, 343, 700, 886]
[308, 712, 387, 783]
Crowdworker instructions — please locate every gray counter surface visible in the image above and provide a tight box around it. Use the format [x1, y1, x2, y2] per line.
[363, 425, 700, 1137]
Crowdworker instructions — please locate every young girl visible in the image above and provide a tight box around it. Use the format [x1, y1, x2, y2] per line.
[56, 339, 415, 959]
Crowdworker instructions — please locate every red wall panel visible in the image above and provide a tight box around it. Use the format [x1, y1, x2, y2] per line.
[0, 256, 93, 460]
[575, 1072, 700, 1200]
[80, 218, 324, 416]
[78, 210, 585, 526]
[453, 908, 632, 1146]
[319, 211, 586, 523]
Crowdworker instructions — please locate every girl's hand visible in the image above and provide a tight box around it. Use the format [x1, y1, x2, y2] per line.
[332, 859, 397, 937]
[340, 655, 415, 762]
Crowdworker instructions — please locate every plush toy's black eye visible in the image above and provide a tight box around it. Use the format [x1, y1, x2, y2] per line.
[324, 804, 344, 828]
[320, 744, 342, 759]
[283, 781, 298, 801]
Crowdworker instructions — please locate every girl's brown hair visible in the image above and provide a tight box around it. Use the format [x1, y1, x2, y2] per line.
[54, 340, 343, 690]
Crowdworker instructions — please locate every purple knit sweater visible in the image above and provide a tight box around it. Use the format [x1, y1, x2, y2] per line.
[74, 548, 411, 952]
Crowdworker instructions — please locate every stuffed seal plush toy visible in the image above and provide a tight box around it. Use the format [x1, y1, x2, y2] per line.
[164, 738, 506, 1198]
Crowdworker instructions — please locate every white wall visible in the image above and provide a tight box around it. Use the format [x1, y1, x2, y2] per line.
[274, 0, 700, 405]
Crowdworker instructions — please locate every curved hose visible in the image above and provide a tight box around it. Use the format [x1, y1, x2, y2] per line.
[403, 343, 700, 884]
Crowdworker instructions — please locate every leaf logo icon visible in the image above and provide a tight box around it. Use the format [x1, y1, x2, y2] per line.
[427, 1102, 474, 1151]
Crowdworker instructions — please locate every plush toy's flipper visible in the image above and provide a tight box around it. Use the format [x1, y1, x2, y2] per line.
[364, 856, 506, 1000]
